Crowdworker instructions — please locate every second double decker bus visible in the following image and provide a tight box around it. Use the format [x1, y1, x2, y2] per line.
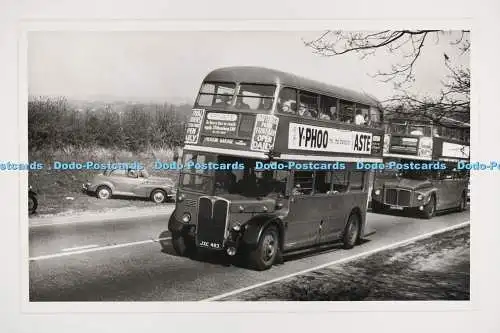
[163, 66, 385, 270]
[371, 116, 470, 218]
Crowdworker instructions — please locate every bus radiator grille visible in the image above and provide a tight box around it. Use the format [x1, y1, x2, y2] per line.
[196, 197, 228, 248]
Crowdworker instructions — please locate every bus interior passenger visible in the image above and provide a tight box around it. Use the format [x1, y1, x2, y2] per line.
[298, 103, 318, 118]
[235, 96, 250, 109]
[259, 98, 273, 111]
[355, 110, 366, 125]
[213, 94, 232, 107]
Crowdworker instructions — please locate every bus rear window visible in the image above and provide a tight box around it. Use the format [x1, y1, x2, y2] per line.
[195, 82, 236, 108]
[235, 84, 276, 111]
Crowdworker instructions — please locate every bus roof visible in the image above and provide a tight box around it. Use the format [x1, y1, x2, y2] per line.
[385, 115, 470, 129]
[204, 66, 381, 108]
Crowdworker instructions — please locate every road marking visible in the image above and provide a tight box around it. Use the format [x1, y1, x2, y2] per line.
[29, 237, 171, 261]
[61, 244, 98, 252]
[29, 207, 175, 228]
[201, 220, 470, 302]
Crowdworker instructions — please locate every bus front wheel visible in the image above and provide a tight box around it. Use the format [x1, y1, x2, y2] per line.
[421, 196, 436, 219]
[247, 225, 280, 271]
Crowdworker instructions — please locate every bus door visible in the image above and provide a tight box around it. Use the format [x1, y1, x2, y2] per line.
[284, 170, 319, 249]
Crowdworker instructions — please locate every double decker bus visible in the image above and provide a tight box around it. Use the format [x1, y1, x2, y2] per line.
[371, 116, 470, 219]
[163, 66, 385, 270]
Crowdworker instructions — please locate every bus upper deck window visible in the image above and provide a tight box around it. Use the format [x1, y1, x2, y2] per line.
[391, 123, 406, 134]
[236, 84, 276, 111]
[298, 91, 319, 118]
[196, 82, 236, 108]
[356, 104, 370, 125]
[369, 106, 381, 126]
[339, 100, 355, 123]
[319, 95, 338, 121]
[278, 87, 298, 114]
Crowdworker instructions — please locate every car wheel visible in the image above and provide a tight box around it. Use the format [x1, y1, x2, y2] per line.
[28, 194, 37, 215]
[342, 212, 360, 249]
[422, 195, 436, 219]
[171, 231, 197, 258]
[247, 225, 280, 271]
[151, 189, 167, 203]
[96, 185, 112, 200]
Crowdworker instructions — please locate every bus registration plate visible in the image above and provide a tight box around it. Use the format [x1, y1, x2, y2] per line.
[199, 241, 222, 249]
[389, 205, 404, 210]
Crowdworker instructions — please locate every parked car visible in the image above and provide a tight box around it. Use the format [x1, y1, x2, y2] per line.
[28, 185, 38, 215]
[83, 168, 176, 203]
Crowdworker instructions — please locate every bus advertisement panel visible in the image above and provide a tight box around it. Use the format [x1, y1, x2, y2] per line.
[383, 133, 433, 160]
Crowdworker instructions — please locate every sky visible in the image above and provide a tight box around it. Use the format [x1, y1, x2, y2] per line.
[28, 31, 470, 104]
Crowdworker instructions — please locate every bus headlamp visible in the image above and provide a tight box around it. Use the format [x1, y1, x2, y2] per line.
[417, 194, 424, 201]
[177, 193, 185, 202]
[374, 189, 381, 196]
[181, 213, 191, 223]
[232, 223, 241, 232]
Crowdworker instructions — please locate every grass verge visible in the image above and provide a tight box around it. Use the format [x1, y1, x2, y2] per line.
[222, 225, 470, 301]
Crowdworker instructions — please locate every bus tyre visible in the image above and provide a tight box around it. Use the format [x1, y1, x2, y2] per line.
[342, 213, 360, 249]
[171, 231, 196, 258]
[422, 195, 436, 219]
[28, 193, 37, 215]
[247, 225, 280, 271]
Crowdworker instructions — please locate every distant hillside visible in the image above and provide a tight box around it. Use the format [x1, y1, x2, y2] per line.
[28, 96, 191, 153]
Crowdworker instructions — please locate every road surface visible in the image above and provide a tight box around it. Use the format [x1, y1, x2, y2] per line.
[29, 205, 470, 301]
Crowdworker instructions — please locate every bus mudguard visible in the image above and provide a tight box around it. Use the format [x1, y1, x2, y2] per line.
[241, 214, 284, 249]
[167, 212, 184, 233]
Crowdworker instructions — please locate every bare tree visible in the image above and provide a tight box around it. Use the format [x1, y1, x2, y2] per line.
[304, 30, 470, 128]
